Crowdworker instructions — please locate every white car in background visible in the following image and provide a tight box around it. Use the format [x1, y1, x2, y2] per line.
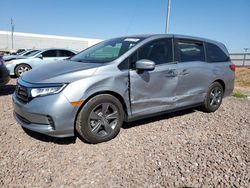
[3, 49, 39, 62]
[5, 48, 77, 77]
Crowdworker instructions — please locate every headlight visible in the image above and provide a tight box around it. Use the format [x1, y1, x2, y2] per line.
[31, 84, 67, 98]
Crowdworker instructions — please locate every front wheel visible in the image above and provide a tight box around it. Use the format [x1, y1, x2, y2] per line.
[15, 64, 31, 77]
[202, 82, 223, 112]
[76, 94, 124, 144]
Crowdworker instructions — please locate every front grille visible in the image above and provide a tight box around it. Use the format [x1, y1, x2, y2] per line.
[16, 84, 30, 102]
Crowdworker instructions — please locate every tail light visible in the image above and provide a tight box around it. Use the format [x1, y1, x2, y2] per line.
[229, 64, 236, 71]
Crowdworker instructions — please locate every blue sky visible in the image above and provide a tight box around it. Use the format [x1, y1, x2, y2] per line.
[1, 0, 249, 52]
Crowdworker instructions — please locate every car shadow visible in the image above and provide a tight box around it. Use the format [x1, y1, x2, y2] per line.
[123, 108, 198, 129]
[22, 107, 199, 145]
[0, 84, 16, 96]
[22, 127, 77, 145]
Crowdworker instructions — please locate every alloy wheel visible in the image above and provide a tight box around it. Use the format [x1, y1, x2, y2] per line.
[88, 103, 119, 137]
[209, 87, 222, 107]
[17, 66, 30, 76]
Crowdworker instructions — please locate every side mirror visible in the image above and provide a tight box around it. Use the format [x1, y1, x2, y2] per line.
[136, 59, 155, 71]
[37, 54, 43, 59]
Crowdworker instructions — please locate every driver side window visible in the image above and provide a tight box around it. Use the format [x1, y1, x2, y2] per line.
[41, 50, 58, 58]
[129, 38, 173, 69]
[138, 39, 173, 65]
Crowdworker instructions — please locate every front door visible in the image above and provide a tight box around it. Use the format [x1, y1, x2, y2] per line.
[41, 50, 59, 63]
[129, 38, 179, 117]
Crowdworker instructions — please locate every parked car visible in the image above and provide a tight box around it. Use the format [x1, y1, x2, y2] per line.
[0, 56, 10, 86]
[17, 49, 39, 56]
[12, 34, 235, 143]
[3, 49, 39, 62]
[5, 48, 77, 77]
[16, 49, 27, 55]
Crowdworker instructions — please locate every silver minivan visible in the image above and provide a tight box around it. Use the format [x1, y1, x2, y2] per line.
[12, 34, 235, 143]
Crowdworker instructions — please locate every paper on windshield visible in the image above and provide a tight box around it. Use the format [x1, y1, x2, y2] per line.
[124, 38, 140, 42]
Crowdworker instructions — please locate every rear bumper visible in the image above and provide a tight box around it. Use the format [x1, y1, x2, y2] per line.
[224, 78, 235, 97]
[12, 92, 79, 138]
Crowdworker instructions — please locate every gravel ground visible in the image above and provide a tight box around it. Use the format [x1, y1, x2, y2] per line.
[0, 79, 250, 187]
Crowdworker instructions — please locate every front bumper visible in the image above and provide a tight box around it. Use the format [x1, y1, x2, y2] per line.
[12, 91, 79, 137]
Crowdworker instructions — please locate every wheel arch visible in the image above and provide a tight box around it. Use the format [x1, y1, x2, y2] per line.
[14, 63, 32, 76]
[74, 90, 129, 131]
[213, 79, 225, 92]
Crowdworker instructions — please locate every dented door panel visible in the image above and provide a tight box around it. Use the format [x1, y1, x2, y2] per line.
[130, 63, 178, 117]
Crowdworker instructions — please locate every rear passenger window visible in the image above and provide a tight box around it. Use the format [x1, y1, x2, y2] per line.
[59, 50, 75, 57]
[138, 38, 173, 65]
[205, 42, 229, 62]
[176, 40, 205, 62]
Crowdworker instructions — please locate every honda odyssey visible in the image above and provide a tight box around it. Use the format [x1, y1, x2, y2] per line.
[12, 34, 235, 143]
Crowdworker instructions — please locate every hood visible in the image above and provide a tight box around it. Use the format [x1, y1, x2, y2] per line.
[3, 55, 27, 62]
[21, 60, 102, 84]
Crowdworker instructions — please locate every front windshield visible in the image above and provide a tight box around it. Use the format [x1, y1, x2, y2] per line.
[26, 50, 41, 57]
[23, 50, 38, 56]
[70, 37, 145, 63]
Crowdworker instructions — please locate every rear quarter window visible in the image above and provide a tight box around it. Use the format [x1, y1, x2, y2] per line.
[59, 50, 75, 57]
[205, 42, 229, 62]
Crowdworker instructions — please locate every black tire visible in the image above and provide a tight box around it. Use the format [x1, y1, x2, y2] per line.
[15, 64, 31, 77]
[202, 82, 224, 113]
[76, 94, 124, 144]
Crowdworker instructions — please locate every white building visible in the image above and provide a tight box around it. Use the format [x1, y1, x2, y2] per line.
[0, 31, 102, 52]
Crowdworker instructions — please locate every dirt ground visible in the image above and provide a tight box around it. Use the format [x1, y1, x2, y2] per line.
[234, 67, 250, 97]
[235, 67, 250, 89]
[0, 79, 250, 187]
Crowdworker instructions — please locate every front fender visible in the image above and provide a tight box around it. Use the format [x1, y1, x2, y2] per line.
[62, 72, 130, 116]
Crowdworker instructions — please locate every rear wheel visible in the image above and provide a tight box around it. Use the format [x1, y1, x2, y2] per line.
[15, 64, 31, 77]
[202, 82, 223, 112]
[76, 94, 124, 144]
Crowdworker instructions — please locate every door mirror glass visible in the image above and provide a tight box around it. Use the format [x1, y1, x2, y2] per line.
[136, 59, 155, 71]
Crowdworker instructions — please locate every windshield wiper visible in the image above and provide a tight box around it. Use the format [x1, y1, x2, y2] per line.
[71, 59, 84, 62]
